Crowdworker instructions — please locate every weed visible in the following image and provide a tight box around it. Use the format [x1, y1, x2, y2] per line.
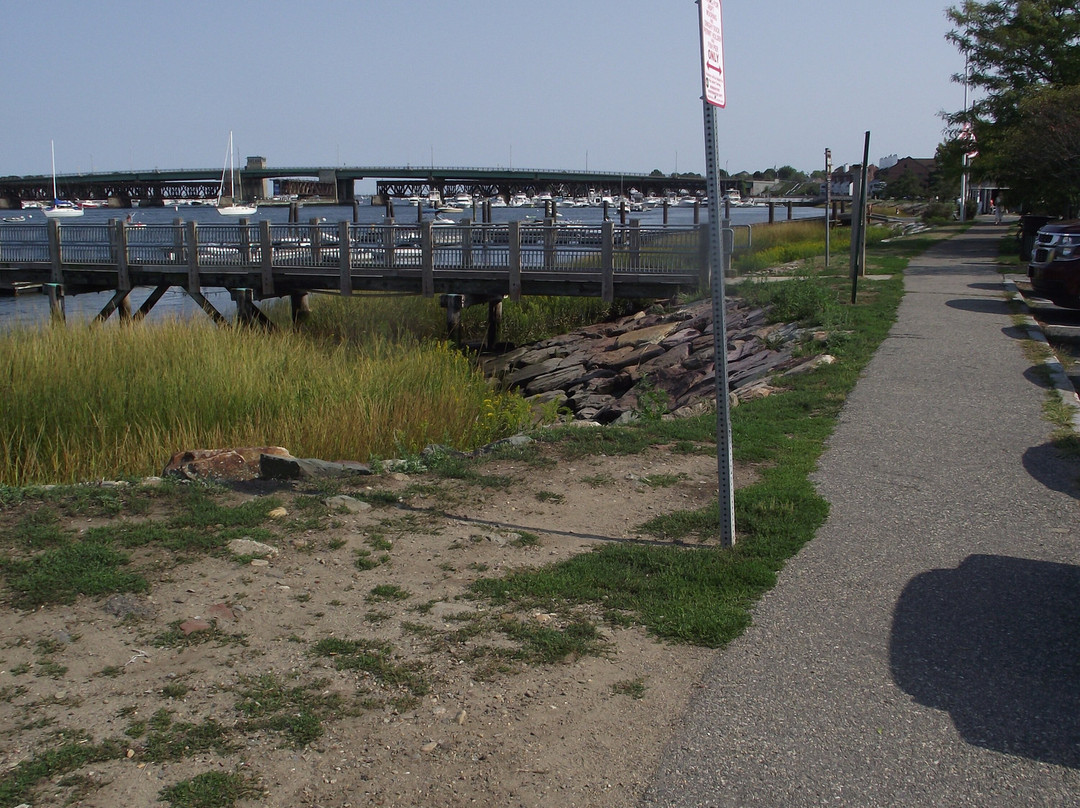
[581, 473, 615, 487]
[535, 490, 565, 504]
[641, 473, 687, 488]
[366, 584, 411, 602]
[1, 541, 147, 609]
[142, 709, 236, 762]
[159, 770, 260, 808]
[311, 637, 429, 696]
[510, 532, 541, 548]
[162, 682, 190, 699]
[612, 677, 647, 699]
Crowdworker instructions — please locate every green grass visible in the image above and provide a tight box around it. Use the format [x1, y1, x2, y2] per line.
[159, 771, 260, 808]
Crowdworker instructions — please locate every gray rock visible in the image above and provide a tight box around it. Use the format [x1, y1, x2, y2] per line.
[325, 495, 372, 513]
[260, 454, 372, 480]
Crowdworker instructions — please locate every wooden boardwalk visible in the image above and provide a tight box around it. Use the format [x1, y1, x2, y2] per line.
[0, 219, 707, 327]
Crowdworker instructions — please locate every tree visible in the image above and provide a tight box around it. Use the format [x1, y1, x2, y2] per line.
[883, 171, 925, 200]
[997, 84, 1080, 214]
[945, 1, 1080, 212]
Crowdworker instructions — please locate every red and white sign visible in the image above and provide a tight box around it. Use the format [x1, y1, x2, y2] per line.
[700, 0, 725, 107]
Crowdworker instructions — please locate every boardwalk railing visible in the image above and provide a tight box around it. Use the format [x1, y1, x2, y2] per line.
[0, 219, 709, 307]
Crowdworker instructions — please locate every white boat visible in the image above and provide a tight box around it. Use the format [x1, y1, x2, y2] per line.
[216, 131, 258, 216]
[43, 140, 84, 219]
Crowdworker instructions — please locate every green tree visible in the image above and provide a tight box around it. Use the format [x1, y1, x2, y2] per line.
[883, 171, 925, 200]
[997, 84, 1080, 214]
[945, 1, 1080, 212]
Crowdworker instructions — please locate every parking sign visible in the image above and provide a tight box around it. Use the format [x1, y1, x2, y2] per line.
[700, 0, 725, 107]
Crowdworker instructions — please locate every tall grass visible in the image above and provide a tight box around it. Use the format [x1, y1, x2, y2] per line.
[272, 293, 615, 348]
[734, 220, 893, 274]
[0, 322, 533, 485]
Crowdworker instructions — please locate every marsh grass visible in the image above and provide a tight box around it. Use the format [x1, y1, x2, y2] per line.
[0, 321, 533, 485]
[283, 292, 614, 348]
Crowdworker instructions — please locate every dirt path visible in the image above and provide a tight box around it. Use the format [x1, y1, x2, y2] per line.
[0, 439, 746, 807]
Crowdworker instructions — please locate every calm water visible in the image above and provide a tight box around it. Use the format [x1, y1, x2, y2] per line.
[0, 200, 822, 328]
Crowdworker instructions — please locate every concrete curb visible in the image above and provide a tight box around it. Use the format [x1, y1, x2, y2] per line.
[1002, 276, 1080, 433]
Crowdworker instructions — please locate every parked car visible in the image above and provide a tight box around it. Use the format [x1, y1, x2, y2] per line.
[1028, 219, 1080, 309]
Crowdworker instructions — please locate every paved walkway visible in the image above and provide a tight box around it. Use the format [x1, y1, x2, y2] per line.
[643, 221, 1080, 807]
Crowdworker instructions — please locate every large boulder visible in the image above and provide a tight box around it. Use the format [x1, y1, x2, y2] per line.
[163, 446, 292, 481]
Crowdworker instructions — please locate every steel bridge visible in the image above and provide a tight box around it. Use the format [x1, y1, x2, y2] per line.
[0, 163, 721, 209]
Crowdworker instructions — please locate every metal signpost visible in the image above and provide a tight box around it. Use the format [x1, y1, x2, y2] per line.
[698, 0, 735, 547]
[824, 148, 832, 268]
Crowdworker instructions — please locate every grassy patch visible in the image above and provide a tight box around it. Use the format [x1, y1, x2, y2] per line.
[311, 637, 429, 697]
[0, 735, 125, 807]
[159, 770, 260, 808]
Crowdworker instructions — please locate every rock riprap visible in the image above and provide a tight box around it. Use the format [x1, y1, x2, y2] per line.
[483, 297, 822, 423]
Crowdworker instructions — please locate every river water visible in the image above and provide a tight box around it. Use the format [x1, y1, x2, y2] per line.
[0, 200, 822, 328]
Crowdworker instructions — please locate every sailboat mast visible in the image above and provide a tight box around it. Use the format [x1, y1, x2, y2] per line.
[51, 139, 58, 201]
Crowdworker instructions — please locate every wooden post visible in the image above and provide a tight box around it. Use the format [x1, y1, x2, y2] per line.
[543, 217, 556, 269]
[420, 220, 434, 298]
[48, 220, 62, 284]
[290, 292, 310, 324]
[663, 199, 670, 224]
[383, 218, 395, 269]
[112, 219, 131, 321]
[486, 297, 503, 349]
[601, 220, 614, 304]
[186, 221, 200, 295]
[768, 201, 776, 223]
[693, 200, 701, 224]
[45, 283, 65, 323]
[309, 218, 321, 265]
[172, 217, 184, 265]
[339, 221, 352, 296]
[629, 218, 641, 270]
[461, 218, 472, 269]
[238, 217, 251, 264]
[508, 220, 521, 302]
[352, 199, 360, 223]
[289, 201, 299, 223]
[443, 293, 463, 343]
[259, 220, 274, 296]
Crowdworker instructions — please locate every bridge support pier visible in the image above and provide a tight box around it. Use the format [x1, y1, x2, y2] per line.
[290, 292, 311, 325]
[233, 288, 274, 329]
[44, 284, 65, 323]
[440, 293, 506, 348]
[94, 290, 133, 324]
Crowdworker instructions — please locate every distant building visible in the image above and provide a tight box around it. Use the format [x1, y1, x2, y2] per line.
[828, 164, 878, 196]
[874, 157, 935, 197]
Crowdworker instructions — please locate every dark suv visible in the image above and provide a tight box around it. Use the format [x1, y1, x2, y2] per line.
[1029, 219, 1080, 309]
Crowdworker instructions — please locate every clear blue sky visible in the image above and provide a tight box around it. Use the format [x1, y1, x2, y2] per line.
[5, 1, 965, 185]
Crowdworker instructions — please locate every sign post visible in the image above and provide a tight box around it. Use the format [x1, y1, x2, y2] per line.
[698, 0, 735, 547]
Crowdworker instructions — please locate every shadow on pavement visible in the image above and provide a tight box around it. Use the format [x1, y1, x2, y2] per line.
[945, 297, 1012, 315]
[891, 554, 1080, 768]
[1022, 443, 1080, 499]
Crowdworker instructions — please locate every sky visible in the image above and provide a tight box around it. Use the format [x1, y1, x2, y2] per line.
[3, 1, 967, 187]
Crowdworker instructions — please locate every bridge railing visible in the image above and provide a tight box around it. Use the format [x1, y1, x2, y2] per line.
[0, 220, 709, 295]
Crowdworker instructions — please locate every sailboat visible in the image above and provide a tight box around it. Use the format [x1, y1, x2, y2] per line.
[216, 131, 257, 216]
[43, 140, 84, 219]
